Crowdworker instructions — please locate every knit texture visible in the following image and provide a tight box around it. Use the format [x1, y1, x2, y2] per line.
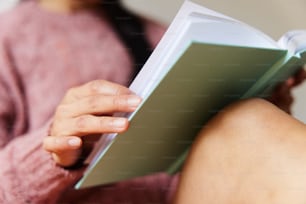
[0, 1, 177, 203]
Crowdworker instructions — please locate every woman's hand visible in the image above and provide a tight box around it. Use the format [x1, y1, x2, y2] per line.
[43, 80, 142, 167]
[268, 68, 306, 113]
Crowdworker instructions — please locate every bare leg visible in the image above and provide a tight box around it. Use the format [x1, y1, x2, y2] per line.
[174, 98, 306, 204]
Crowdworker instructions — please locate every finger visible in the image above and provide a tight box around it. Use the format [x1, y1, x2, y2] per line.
[292, 68, 306, 86]
[43, 136, 82, 154]
[62, 80, 134, 104]
[51, 115, 129, 136]
[268, 81, 293, 113]
[43, 136, 82, 167]
[279, 81, 291, 94]
[285, 77, 295, 87]
[56, 94, 142, 118]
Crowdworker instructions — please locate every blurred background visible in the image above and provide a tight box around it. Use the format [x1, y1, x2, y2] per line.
[1, 0, 306, 122]
[0, 0, 18, 12]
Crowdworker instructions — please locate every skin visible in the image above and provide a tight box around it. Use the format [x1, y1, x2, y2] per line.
[173, 98, 306, 204]
[40, 0, 306, 201]
[268, 69, 306, 113]
[43, 80, 142, 167]
[39, 0, 102, 13]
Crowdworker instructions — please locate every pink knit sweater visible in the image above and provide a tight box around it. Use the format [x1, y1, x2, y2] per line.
[0, 1, 177, 203]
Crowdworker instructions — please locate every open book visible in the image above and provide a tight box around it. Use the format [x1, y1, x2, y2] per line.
[75, 0, 306, 189]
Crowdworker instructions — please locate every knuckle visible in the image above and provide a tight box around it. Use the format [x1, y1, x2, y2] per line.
[50, 119, 71, 136]
[66, 87, 77, 97]
[98, 117, 108, 130]
[50, 126, 62, 137]
[49, 121, 60, 136]
[64, 87, 79, 102]
[88, 80, 105, 93]
[97, 117, 114, 132]
[113, 87, 121, 96]
[112, 96, 124, 109]
[55, 104, 70, 117]
[88, 96, 100, 110]
[88, 80, 130, 95]
[75, 115, 89, 132]
[113, 85, 127, 96]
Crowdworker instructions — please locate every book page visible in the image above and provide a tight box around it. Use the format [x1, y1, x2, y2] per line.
[130, 0, 280, 98]
[278, 30, 306, 55]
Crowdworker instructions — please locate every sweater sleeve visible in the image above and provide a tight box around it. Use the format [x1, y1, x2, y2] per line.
[0, 37, 83, 204]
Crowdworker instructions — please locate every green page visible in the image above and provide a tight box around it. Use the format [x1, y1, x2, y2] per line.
[76, 43, 286, 189]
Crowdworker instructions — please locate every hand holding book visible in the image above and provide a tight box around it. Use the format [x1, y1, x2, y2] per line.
[268, 68, 306, 113]
[43, 80, 142, 167]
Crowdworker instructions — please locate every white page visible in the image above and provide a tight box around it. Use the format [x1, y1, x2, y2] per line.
[278, 30, 306, 55]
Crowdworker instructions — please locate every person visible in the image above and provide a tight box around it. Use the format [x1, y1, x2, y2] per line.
[0, 0, 173, 203]
[0, 0, 305, 204]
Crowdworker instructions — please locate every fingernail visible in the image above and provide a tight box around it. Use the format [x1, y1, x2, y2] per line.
[68, 138, 81, 147]
[112, 118, 127, 128]
[127, 96, 142, 107]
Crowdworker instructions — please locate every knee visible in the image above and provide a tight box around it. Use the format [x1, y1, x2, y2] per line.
[217, 98, 282, 128]
[180, 98, 306, 204]
[203, 98, 290, 141]
[192, 98, 302, 157]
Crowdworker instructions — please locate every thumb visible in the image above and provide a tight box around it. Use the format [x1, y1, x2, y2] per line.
[43, 136, 83, 167]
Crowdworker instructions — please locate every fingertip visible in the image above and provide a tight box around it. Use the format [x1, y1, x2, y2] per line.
[120, 120, 131, 133]
[127, 89, 137, 95]
[292, 68, 306, 86]
[43, 136, 82, 153]
[285, 77, 294, 87]
[111, 118, 130, 132]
